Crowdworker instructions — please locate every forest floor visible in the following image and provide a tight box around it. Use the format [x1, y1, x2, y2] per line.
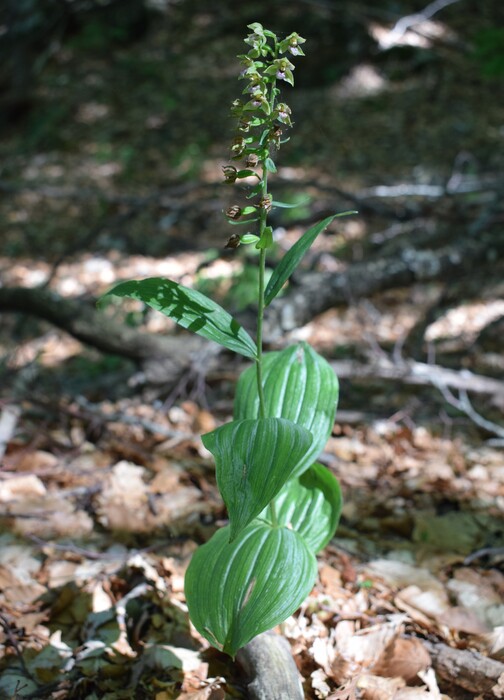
[0, 1, 503, 698]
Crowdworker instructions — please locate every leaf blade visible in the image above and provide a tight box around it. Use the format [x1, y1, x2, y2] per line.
[101, 278, 257, 359]
[234, 343, 338, 478]
[184, 521, 317, 657]
[202, 417, 313, 540]
[264, 212, 357, 306]
[262, 462, 343, 552]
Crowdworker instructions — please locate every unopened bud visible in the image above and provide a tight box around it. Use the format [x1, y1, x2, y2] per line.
[222, 165, 238, 183]
[226, 205, 242, 220]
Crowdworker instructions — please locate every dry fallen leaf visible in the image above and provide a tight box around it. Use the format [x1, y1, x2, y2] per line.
[372, 637, 431, 683]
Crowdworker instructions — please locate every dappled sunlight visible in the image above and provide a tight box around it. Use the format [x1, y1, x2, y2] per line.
[426, 299, 504, 343]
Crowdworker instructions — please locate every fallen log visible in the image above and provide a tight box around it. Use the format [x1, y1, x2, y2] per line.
[422, 639, 504, 697]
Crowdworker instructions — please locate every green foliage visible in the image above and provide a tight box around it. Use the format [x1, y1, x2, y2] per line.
[202, 417, 313, 540]
[472, 28, 504, 77]
[234, 343, 339, 478]
[101, 277, 257, 359]
[99, 21, 355, 658]
[184, 521, 317, 658]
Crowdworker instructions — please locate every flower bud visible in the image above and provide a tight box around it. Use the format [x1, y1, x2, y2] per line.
[231, 136, 246, 157]
[222, 165, 238, 183]
[225, 233, 241, 249]
[259, 195, 272, 212]
[226, 205, 242, 220]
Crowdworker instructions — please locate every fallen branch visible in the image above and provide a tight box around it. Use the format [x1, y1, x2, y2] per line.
[422, 639, 504, 697]
[330, 358, 504, 400]
[264, 229, 504, 336]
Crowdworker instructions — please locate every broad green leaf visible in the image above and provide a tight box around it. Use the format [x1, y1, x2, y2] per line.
[264, 212, 357, 306]
[262, 463, 343, 552]
[184, 521, 317, 657]
[100, 278, 257, 359]
[202, 417, 313, 540]
[234, 343, 338, 478]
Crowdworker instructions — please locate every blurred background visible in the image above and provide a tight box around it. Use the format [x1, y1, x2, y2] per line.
[1, 0, 503, 419]
[0, 4, 503, 697]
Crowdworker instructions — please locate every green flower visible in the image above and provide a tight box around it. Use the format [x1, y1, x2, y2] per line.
[279, 32, 306, 56]
[265, 58, 295, 85]
[274, 103, 292, 126]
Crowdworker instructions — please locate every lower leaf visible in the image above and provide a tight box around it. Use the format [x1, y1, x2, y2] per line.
[262, 462, 343, 553]
[184, 521, 317, 658]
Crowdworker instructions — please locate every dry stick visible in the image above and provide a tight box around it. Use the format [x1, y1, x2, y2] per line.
[0, 612, 38, 685]
[422, 639, 504, 696]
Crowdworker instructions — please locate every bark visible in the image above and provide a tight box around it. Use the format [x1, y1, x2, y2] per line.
[263, 229, 504, 338]
[422, 640, 504, 697]
[236, 631, 304, 700]
[0, 286, 205, 384]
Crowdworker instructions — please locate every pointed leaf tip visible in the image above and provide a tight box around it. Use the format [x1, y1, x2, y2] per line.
[185, 521, 317, 657]
[100, 277, 257, 359]
[202, 417, 313, 540]
[264, 212, 356, 305]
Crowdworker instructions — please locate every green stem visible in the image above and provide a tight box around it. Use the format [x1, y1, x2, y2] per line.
[268, 500, 278, 527]
[255, 156, 269, 419]
[255, 42, 279, 420]
[255, 244, 267, 419]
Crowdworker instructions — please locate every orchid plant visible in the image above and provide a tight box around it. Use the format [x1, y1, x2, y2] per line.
[102, 23, 355, 658]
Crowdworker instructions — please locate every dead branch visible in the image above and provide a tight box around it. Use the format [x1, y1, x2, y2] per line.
[422, 639, 504, 697]
[264, 229, 504, 336]
[330, 358, 504, 400]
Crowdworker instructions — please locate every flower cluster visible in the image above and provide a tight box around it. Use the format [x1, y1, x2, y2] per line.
[222, 24, 305, 245]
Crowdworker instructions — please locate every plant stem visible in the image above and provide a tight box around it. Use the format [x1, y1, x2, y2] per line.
[255, 158, 269, 419]
[256, 244, 267, 419]
[268, 500, 278, 527]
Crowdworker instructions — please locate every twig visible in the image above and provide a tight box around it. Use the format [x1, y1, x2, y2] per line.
[0, 612, 39, 685]
[422, 639, 504, 696]
[386, 0, 462, 44]
[329, 358, 504, 399]
[431, 383, 504, 440]
[73, 396, 195, 442]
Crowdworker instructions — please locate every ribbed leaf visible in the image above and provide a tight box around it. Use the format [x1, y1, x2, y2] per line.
[234, 343, 338, 478]
[202, 417, 313, 540]
[264, 212, 357, 306]
[262, 463, 343, 553]
[184, 521, 317, 657]
[101, 278, 257, 359]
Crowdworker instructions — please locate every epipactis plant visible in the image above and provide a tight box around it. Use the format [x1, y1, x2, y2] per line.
[101, 24, 356, 658]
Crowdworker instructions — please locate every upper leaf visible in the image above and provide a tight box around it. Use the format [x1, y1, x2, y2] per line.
[261, 462, 343, 553]
[184, 520, 317, 657]
[234, 343, 338, 478]
[100, 278, 257, 359]
[202, 417, 313, 541]
[264, 212, 357, 306]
